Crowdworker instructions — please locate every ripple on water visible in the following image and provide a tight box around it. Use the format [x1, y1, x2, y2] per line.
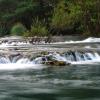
[0, 64, 99, 100]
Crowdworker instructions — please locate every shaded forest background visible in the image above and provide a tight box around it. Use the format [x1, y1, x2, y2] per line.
[0, 0, 100, 37]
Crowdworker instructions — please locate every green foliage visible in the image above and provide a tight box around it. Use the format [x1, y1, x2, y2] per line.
[0, 25, 7, 36]
[51, 1, 82, 31]
[51, 1, 68, 30]
[77, 0, 100, 36]
[0, 0, 100, 36]
[51, 0, 100, 36]
[25, 19, 49, 37]
[11, 23, 27, 36]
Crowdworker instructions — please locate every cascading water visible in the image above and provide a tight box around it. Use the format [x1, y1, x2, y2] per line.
[0, 55, 45, 70]
[0, 56, 10, 64]
[0, 36, 100, 100]
[0, 36, 100, 70]
[0, 51, 100, 66]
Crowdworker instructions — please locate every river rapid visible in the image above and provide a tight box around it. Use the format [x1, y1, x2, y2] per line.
[0, 36, 99, 100]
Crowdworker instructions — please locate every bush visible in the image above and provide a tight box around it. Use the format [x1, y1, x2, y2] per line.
[29, 19, 49, 37]
[11, 23, 27, 36]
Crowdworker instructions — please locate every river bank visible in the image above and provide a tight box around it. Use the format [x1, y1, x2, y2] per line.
[0, 35, 85, 43]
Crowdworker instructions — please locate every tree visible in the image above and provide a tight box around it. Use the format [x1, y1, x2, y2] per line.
[51, 0, 82, 35]
[79, 0, 100, 36]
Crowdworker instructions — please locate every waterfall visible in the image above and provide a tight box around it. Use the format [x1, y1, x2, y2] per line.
[94, 53, 100, 60]
[33, 51, 100, 65]
[59, 51, 100, 64]
[0, 56, 10, 64]
[0, 36, 100, 71]
[0, 51, 100, 65]
[0, 36, 100, 66]
[34, 56, 48, 64]
[16, 58, 33, 64]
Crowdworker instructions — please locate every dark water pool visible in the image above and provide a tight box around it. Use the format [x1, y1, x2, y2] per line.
[0, 65, 100, 100]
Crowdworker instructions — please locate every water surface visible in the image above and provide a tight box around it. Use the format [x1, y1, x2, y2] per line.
[0, 36, 100, 100]
[0, 65, 100, 100]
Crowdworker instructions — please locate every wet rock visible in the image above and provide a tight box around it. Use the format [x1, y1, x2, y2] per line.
[41, 51, 49, 55]
[45, 60, 68, 66]
[34, 55, 69, 66]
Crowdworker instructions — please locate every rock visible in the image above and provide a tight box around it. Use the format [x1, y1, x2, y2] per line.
[45, 60, 69, 66]
[41, 51, 49, 55]
[33, 53, 70, 66]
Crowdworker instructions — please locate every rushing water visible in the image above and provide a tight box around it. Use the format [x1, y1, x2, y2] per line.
[0, 65, 100, 100]
[0, 37, 100, 100]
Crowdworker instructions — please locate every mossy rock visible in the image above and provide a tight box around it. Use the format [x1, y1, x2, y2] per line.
[41, 51, 49, 55]
[45, 60, 67, 66]
[53, 61, 67, 66]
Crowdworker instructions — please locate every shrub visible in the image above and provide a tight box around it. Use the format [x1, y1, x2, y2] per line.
[30, 19, 49, 37]
[11, 23, 27, 36]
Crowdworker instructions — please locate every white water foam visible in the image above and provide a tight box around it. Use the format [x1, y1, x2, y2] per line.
[53, 52, 100, 65]
[0, 37, 100, 47]
[0, 42, 32, 48]
[65, 37, 100, 43]
[0, 37, 100, 67]
[0, 51, 99, 70]
[82, 37, 100, 43]
[46, 52, 100, 65]
[0, 64, 46, 70]
[70, 60, 100, 65]
[54, 37, 100, 44]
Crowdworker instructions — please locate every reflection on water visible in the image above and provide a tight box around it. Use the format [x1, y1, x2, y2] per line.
[0, 65, 100, 100]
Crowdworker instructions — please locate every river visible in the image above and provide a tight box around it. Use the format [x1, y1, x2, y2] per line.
[0, 36, 99, 100]
[0, 65, 100, 100]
